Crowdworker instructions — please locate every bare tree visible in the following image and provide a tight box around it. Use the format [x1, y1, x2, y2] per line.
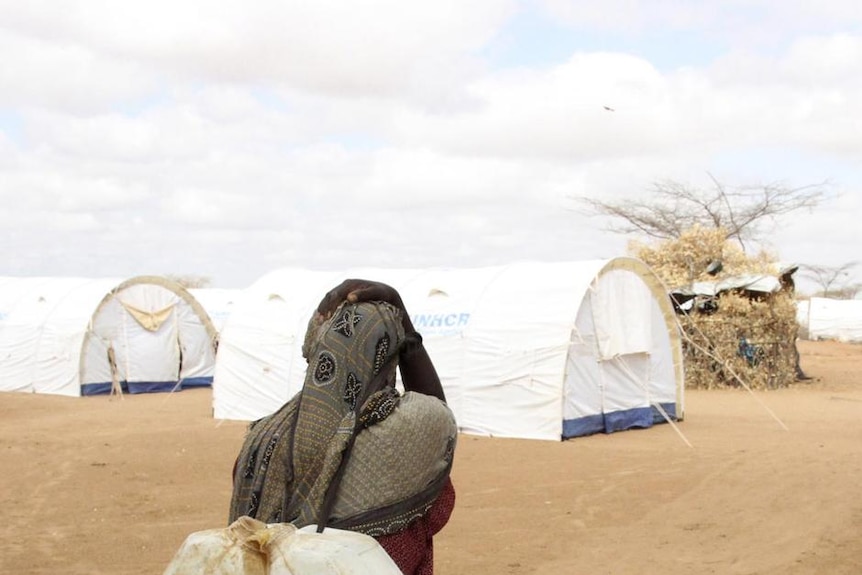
[577, 174, 828, 251]
[831, 283, 862, 300]
[802, 262, 858, 298]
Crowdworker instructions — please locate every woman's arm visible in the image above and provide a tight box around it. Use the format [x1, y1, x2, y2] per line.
[398, 329, 446, 402]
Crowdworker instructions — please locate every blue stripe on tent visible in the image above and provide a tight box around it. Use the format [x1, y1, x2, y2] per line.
[127, 381, 180, 394]
[82, 378, 214, 396]
[81, 382, 126, 396]
[654, 402, 677, 423]
[181, 376, 213, 388]
[563, 403, 679, 439]
[562, 413, 606, 437]
[604, 406, 654, 433]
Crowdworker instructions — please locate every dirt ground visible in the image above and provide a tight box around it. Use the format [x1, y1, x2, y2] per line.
[1, 339, 860, 575]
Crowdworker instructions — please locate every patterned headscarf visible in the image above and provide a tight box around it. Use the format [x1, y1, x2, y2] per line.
[230, 301, 456, 536]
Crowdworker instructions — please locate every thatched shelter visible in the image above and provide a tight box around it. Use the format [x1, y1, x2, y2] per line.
[633, 227, 801, 390]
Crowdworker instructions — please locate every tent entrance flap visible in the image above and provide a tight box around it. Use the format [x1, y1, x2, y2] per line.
[563, 352, 669, 438]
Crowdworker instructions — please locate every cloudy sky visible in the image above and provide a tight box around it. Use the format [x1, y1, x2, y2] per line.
[1, 0, 860, 292]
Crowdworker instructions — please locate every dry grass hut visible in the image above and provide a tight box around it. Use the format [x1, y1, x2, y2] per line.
[632, 227, 801, 390]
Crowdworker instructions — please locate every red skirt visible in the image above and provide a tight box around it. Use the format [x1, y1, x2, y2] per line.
[375, 478, 456, 575]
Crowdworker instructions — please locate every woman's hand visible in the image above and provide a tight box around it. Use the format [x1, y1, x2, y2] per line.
[316, 279, 407, 321]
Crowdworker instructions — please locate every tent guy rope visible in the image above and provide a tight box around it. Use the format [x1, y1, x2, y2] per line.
[675, 316, 790, 432]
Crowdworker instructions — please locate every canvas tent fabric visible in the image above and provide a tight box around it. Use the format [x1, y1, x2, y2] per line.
[0, 276, 220, 396]
[800, 297, 862, 342]
[188, 288, 240, 332]
[212, 259, 684, 441]
[0, 276, 123, 396]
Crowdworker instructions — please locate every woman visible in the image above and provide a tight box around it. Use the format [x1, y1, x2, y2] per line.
[229, 279, 456, 575]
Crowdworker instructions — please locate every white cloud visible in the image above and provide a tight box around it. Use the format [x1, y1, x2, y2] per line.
[391, 52, 684, 163]
[539, 0, 862, 37]
[0, 3, 860, 287]
[0, 0, 515, 109]
[539, 0, 719, 31]
[388, 32, 862, 168]
[0, 30, 157, 113]
[694, 34, 862, 158]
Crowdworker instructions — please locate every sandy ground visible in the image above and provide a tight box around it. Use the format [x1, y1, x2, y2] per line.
[1, 339, 860, 575]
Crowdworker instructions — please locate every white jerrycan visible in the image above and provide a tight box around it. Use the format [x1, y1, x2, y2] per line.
[163, 517, 402, 575]
[265, 524, 402, 575]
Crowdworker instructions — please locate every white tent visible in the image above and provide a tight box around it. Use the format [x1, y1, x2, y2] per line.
[188, 288, 241, 332]
[800, 297, 862, 342]
[0, 276, 220, 396]
[213, 259, 685, 441]
[0, 276, 122, 396]
[796, 299, 810, 334]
